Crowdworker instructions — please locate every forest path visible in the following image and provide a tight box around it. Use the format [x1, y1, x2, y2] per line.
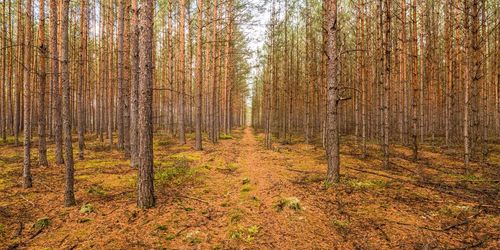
[194, 127, 339, 249]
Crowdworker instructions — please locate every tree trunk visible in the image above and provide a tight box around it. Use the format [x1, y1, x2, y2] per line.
[38, 0, 49, 166]
[50, 0, 64, 165]
[179, 0, 186, 145]
[137, 0, 155, 209]
[23, 0, 33, 188]
[60, 0, 76, 206]
[325, 0, 340, 183]
[195, 0, 203, 151]
[130, 0, 140, 168]
[78, 0, 88, 160]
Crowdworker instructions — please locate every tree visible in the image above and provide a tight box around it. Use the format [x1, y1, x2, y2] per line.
[60, 0, 76, 206]
[195, 0, 204, 151]
[78, 0, 88, 160]
[137, 0, 155, 209]
[23, 0, 33, 188]
[325, 0, 340, 183]
[50, 0, 64, 165]
[178, 0, 186, 145]
[130, 0, 140, 168]
[38, 0, 49, 167]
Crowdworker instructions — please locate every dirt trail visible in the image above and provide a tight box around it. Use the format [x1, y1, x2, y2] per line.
[198, 127, 339, 249]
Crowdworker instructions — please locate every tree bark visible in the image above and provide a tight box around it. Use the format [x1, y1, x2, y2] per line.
[60, 0, 76, 206]
[23, 0, 33, 188]
[325, 0, 340, 183]
[38, 0, 49, 166]
[137, 0, 155, 209]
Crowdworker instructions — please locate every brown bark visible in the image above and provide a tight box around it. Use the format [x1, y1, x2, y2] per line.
[60, 0, 76, 206]
[38, 0, 49, 166]
[23, 0, 33, 188]
[137, 0, 155, 209]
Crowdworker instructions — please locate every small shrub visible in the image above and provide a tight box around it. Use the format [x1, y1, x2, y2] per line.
[242, 178, 250, 185]
[274, 197, 301, 211]
[331, 219, 349, 233]
[31, 217, 50, 233]
[157, 225, 168, 231]
[80, 204, 94, 214]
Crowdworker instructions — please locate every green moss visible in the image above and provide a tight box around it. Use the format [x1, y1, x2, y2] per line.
[31, 217, 50, 233]
[274, 197, 301, 211]
[220, 134, 233, 140]
[87, 185, 106, 196]
[331, 219, 350, 233]
[80, 204, 95, 214]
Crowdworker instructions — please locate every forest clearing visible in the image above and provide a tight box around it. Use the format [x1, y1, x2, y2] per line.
[0, 0, 499, 249]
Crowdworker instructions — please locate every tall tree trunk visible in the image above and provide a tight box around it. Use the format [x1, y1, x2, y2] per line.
[179, 0, 186, 145]
[325, 0, 340, 183]
[117, 0, 125, 150]
[130, 0, 140, 168]
[38, 0, 49, 166]
[411, 0, 419, 161]
[383, 0, 391, 168]
[60, 0, 76, 206]
[50, 0, 64, 165]
[137, 0, 155, 209]
[23, 0, 33, 188]
[78, 0, 88, 160]
[195, 0, 203, 151]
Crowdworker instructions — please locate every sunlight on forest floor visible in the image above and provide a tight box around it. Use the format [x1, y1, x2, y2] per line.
[0, 129, 498, 249]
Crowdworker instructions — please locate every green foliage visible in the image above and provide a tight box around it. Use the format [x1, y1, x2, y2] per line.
[229, 225, 260, 242]
[242, 177, 250, 185]
[156, 225, 168, 231]
[87, 185, 106, 196]
[156, 157, 198, 186]
[32, 217, 50, 233]
[165, 234, 176, 241]
[80, 204, 95, 214]
[220, 134, 233, 140]
[331, 219, 350, 233]
[274, 197, 301, 211]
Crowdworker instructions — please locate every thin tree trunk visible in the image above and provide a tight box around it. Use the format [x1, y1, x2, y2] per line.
[78, 0, 87, 160]
[179, 0, 186, 145]
[50, 0, 64, 164]
[38, 0, 49, 166]
[130, 0, 140, 168]
[23, 0, 33, 188]
[195, 0, 203, 151]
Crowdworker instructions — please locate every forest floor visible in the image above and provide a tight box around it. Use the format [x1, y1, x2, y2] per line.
[0, 127, 499, 249]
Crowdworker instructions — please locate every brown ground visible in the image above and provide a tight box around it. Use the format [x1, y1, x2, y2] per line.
[0, 128, 499, 249]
